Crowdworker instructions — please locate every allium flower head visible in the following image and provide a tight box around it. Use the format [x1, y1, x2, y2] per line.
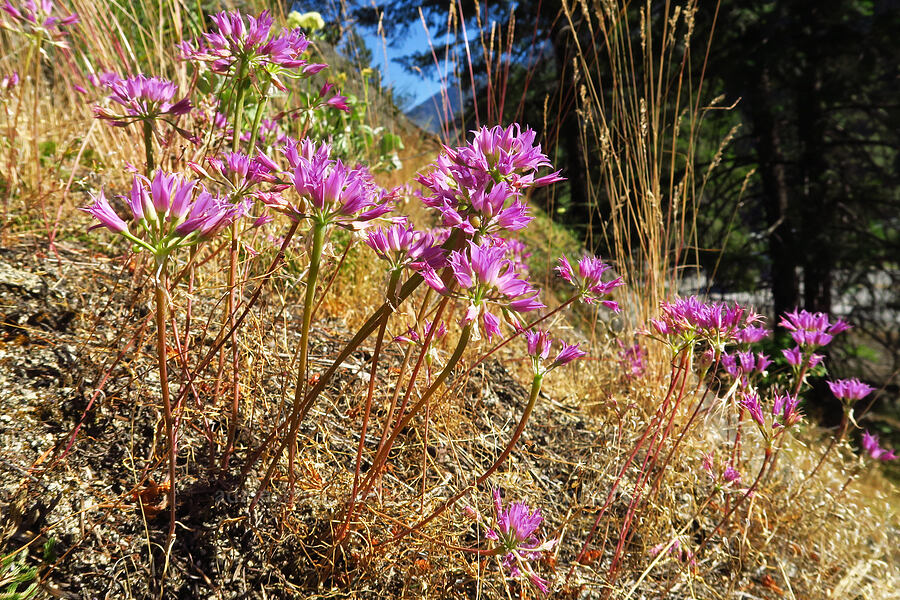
[722, 351, 772, 387]
[617, 341, 646, 380]
[417, 124, 562, 236]
[262, 140, 394, 229]
[780, 309, 851, 349]
[861, 430, 897, 461]
[93, 74, 191, 127]
[238, 117, 289, 147]
[484, 489, 554, 594]
[178, 10, 327, 91]
[772, 391, 802, 429]
[365, 223, 445, 273]
[2, 0, 78, 46]
[650, 296, 763, 352]
[423, 241, 543, 340]
[722, 467, 742, 483]
[524, 329, 586, 375]
[195, 150, 278, 197]
[827, 378, 875, 405]
[555, 254, 623, 309]
[80, 169, 245, 261]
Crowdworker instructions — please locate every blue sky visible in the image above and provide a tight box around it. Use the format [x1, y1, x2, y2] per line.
[363, 26, 447, 107]
[290, 2, 448, 107]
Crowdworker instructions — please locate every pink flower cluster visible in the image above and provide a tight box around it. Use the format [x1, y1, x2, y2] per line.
[780, 309, 851, 348]
[418, 124, 563, 236]
[178, 10, 326, 90]
[617, 340, 646, 380]
[701, 452, 742, 487]
[365, 223, 445, 274]
[1, 0, 78, 45]
[261, 139, 394, 230]
[861, 431, 896, 461]
[739, 389, 802, 437]
[93, 74, 191, 126]
[650, 296, 764, 351]
[556, 254, 623, 309]
[722, 351, 772, 388]
[827, 378, 875, 405]
[423, 241, 543, 340]
[483, 489, 554, 594]
[524, 329, 586, 376]
[80, 170, 245, 255]
[779, 309, 851, 372]
[0, 71, 18, 94]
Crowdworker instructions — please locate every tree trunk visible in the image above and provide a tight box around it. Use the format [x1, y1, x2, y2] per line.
[751, 68, 800, 322]
[796, 49, 833, 314]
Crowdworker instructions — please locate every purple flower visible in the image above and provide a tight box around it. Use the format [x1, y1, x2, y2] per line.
[772, 392, 802, 429]
[262, 140, 394, 230]
[722, 351, 771, 387]
[79, 189, 129, 233]
[395, 320, 446, 346]
[555, 254, 623, 309]
[782, 345, 824, 370]
[178, 10, 327, 90]
[2, 0, 78, 45]
[488, 489, 544, 552]
[525, 329, 586, 375]
[93, 74, 191, 126]
[0, 71, 18, 93]
[197, 151, 278, 196]
[417, 124, 562, 236]
[525, 329, 552, 362]
[780, 309, 851, 349]
[174, 190, 245, 240]
[827, 378, 875, 405]
[739, 391, 765, 429]
[81, 169, 245, 257]
[365, 223, 445, 273]
[617, 341, 646, 380]
[484, 489, 554, 594]
[722, 467, 741, 484]
[736, 325, 770, 344]
[325, 94, 350, 112]
[551, 342, 587, 369]
[861, 431, 897, 461]
[424, 241, 543, 340]
[650, 296, 764, 350]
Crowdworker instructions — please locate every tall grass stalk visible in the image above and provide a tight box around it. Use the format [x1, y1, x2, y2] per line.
[561, 0, 724, 336]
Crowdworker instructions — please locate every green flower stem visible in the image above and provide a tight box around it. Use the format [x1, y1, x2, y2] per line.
[153, 258, 177, 571]
[143, 120, 154, 175]
[246, 82, 271, 154]
[286, 220, 326, 500]
[379, 372, 545, 547]
[338, 268, 403, 542]
[356, 323, 473, 501]
[230, 63, 248, 153]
